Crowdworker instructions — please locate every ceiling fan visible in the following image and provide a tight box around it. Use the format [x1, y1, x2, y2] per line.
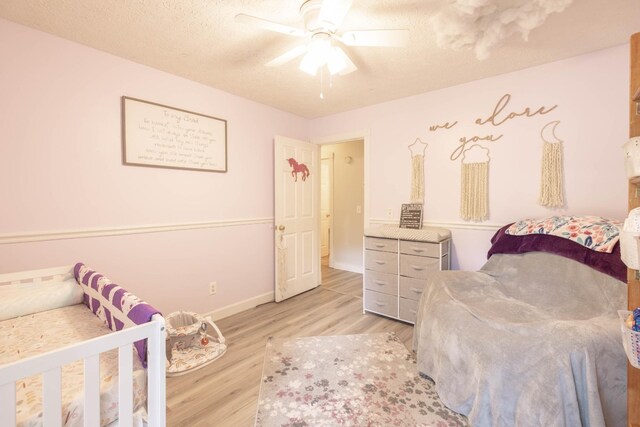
[235, 0, 410, 77]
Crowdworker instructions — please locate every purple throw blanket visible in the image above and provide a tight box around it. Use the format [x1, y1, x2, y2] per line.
[488, 224, 626, 282]
[73, 263, 161, 367]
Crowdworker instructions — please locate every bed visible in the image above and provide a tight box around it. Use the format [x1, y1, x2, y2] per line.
[413, 216, 628, 427]
[0, 263, 166, 427]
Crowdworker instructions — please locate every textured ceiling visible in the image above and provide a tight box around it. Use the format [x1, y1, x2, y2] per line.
[0, 0, 638, 118]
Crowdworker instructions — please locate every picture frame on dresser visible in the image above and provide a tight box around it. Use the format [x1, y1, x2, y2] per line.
[399, 203, 423, 229]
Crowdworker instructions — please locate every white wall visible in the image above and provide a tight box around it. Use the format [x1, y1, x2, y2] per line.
[321, 141, 364, 272]
[309, 45, 629, 271]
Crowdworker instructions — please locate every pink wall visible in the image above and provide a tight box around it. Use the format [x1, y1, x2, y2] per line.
[309, 45, 629, 270]
[0, 18, 308, 314]
[0, 16, 631, 314]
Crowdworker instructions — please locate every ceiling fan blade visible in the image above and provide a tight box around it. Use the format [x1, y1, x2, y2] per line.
[235, 13, 306, 37]
[340, 29, 410, 47]
[319, 0, 354, 29]
[265, 45, 308, 67]
[335, 47, 357, 76]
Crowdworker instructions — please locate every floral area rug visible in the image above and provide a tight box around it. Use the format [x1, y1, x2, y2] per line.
[255, 332, 468, 427]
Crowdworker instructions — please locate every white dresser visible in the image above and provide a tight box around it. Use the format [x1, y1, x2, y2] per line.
[363, 225, 451, 324]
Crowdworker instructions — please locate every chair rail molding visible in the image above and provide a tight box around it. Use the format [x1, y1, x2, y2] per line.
[0, 217, 274, 245]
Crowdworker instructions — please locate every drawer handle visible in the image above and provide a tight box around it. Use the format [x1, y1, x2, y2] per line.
[410, 309, 417, 314]
[411, 265, 425, 271]
[410, 287, 423, 294]
[375, 260, 386, 265]
[375, 243, 385, 248]
[411, 247, 425, 253]
[374, 280, 387, 286]
[375, 302, 387, 307]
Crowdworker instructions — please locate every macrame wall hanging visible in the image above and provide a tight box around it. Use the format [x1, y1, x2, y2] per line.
[408, 138, 428, 204]
[276, 230, 288, 296]
[538, 120, 564, 208]
[460, 145, 490, 221]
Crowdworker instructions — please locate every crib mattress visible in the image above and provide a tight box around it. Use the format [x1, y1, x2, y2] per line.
[0, 304, 147, 427]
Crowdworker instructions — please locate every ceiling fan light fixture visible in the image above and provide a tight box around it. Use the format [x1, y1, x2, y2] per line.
[299, 51, 320, 75]
[309, 33, 331, 57]
[326, 46, 347, 75]
[299, 33, 332, 75]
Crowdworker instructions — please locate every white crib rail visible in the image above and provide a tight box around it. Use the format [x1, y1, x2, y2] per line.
[0, 265, 74, 286]
[0, 314, 166, 427]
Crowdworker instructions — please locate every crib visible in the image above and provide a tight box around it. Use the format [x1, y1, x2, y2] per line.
[0, 264, 166, 427]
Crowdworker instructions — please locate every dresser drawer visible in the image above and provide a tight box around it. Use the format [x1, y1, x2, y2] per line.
[399, 298, 419, 324]
[364, 289, 398, 318]
[365, 250, 398, 274]
[400, 254, 440, 279]
[399, 240, 442, 258]
[365, 237, 398, 253]
[364, 270, 398, 296]
[399, 276, 425, 301]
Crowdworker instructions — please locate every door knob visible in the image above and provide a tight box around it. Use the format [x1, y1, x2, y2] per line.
[278, 225, 285, 231]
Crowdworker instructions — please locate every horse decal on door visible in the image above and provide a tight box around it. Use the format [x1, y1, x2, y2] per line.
[287, 158, 310, 182]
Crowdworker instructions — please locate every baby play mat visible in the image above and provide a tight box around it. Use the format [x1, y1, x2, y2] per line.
[165, 311, 226, 377]
[255, 333, 467, 426]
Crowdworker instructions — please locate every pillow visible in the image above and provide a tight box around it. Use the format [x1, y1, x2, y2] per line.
[506, 216, 622, 253]
[0, 279, 84, 321]
[489, 224, 626, 282]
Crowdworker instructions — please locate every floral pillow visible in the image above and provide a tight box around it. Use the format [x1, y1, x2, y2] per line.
[506, 216, 622, 253]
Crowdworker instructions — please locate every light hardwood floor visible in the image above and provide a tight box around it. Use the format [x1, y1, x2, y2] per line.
[166, 257, 414, 426]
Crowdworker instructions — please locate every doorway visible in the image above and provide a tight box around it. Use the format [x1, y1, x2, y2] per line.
[319, 139, 365, 276]
[320, 156, 333, 261]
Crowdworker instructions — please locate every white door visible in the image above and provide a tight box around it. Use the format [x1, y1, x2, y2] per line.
[320, 157, 333, 258]
[274, 136, 320, 302]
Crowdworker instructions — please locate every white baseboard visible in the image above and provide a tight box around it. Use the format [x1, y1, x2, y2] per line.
[329, 260, 363, 274]
[204, 291, 274, 321]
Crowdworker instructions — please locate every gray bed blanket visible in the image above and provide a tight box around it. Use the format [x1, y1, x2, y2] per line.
[413, 252, 627, 427]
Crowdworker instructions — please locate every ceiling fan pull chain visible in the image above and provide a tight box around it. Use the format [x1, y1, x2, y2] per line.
[320, 67, 324, 100]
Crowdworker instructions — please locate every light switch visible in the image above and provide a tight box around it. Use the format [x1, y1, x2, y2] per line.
[356, 205, 362, 214]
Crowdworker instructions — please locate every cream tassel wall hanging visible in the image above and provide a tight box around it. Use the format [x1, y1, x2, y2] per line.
[538, 120, 564, 208]
[276, 231, 288, 297]
[408, 138, 428, 204]
[460, 145, 490, 221]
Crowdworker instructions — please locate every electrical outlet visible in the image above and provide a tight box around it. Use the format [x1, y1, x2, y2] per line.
[387, 208, 393, 218]
[209, 282, 217, 295]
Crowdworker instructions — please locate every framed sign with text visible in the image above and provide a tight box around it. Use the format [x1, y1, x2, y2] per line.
[122, 96, 227, 172]
[399, 203, 423, 229]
